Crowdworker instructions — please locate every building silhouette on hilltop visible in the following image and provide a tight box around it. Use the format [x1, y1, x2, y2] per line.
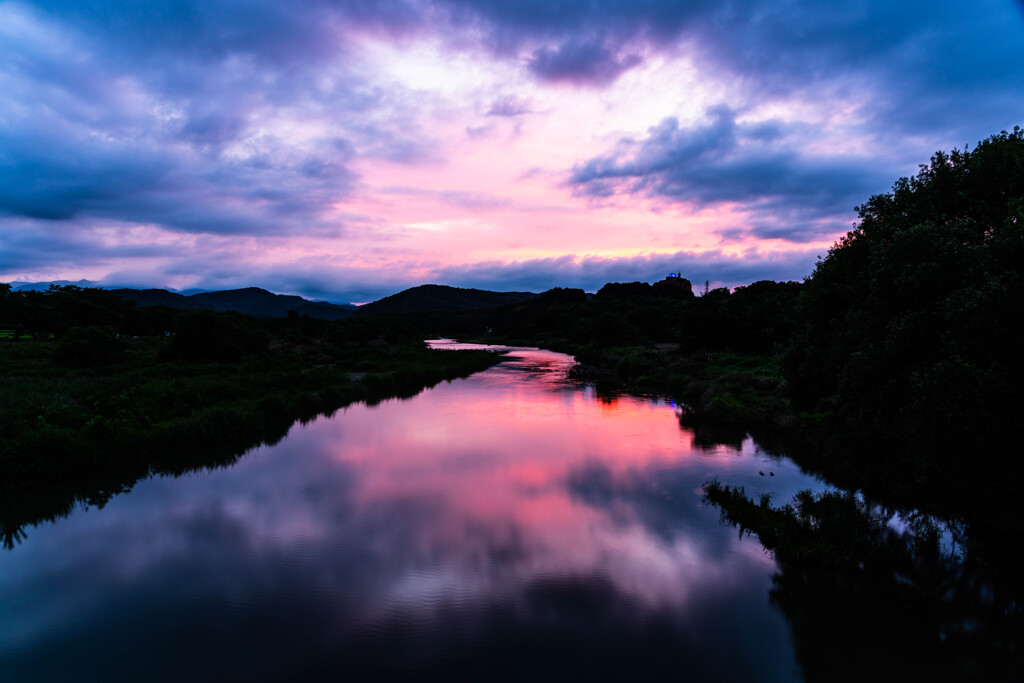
[652, 273, 693, 296]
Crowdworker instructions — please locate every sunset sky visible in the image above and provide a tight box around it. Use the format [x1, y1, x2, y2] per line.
[2, 0, 1022, 303]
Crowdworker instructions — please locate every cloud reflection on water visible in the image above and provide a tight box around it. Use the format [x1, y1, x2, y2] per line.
[0, 348, 822, 681]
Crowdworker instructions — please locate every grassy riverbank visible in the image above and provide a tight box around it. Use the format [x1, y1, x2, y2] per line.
[0, 328, 500, 495]
[567, 344, 792, 429]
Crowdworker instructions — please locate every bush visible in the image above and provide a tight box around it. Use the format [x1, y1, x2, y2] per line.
[165, 310, 270, 363]
[53, 326, 125, 368]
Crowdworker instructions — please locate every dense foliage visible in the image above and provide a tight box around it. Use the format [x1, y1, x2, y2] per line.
[482, 279, 802, 356]
[0, 284, 160, 338]
[783, 128, 1024, 505]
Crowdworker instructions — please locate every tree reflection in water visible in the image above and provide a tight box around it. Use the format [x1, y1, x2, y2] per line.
[703, 482, 1024, 682]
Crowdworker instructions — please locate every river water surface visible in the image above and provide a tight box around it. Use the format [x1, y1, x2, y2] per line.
[1, 344, 831, 681]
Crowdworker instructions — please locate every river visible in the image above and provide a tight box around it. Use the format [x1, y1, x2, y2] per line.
[1, 343, 832, 681]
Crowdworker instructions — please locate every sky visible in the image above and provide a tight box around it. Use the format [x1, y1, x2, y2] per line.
[1, 0, 1022, 303]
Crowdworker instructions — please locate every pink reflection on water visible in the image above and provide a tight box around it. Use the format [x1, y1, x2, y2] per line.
[276, 346, 815, 616]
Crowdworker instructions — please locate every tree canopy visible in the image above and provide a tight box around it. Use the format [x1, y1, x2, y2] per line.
[785, 127, 1024, 459]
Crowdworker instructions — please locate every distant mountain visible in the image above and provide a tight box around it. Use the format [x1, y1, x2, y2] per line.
[115, 287, 357, 320]
[11, 279, 102, 292]
[5, 280, 533, 320]
[355, 284, 537, 316]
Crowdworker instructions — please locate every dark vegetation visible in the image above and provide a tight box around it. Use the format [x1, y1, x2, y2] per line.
[780, 129, 1024, 531]
[703, 482, 1023, 682]
[697, 130, 1024, 680]
[0, 285, 500, 508]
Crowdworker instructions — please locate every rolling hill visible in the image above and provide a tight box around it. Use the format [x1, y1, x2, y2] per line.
[115, 287, 357, 320]
[354, 284, 537, 316]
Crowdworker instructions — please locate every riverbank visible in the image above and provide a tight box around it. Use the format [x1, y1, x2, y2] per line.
[0, 335, 502, 495]
[507, 336, 1024, 560]
[478, 335, 794, 433]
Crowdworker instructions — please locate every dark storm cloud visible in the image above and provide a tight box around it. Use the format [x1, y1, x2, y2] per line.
[55, 0, 1005, 133]
[436, 0, 714, 50]
[179, 112, 250, 148]
[717, 220, 849, 245]
[14, 0, 1024, 132]
[0, 126, 172, 221]
[28, 0, 421, 67]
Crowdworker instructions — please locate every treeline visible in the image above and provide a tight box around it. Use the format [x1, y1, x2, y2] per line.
[698, 131, 1024, 682]
[0, 284, 163, 340]
[359, 279, 805, 430]
[490, 278, 803, 354]
[788, 129, 1023, 442]
[0, 283, 404, 352]
[374, 278, 802, 356]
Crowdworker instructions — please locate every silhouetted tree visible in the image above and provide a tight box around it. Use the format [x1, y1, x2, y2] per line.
[785, 127, 1024, 463]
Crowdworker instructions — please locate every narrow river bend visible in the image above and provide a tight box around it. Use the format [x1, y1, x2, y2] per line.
[1, 344, 830, 681]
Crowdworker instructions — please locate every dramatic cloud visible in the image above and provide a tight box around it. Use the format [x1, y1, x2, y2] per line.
[0, 1, 433, 235]
[2, 0, 1022, 300]
[568, 105, 892, 242]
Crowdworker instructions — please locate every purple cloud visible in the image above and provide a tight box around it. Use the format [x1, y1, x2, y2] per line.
[486, 95, 532, 117]
[436, 0, 1024, 138]
[3, 0, 1024, 296]
[528, 41, 643, 86]
[568, 105, 893, 243]
[0, 219, 172, 272]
